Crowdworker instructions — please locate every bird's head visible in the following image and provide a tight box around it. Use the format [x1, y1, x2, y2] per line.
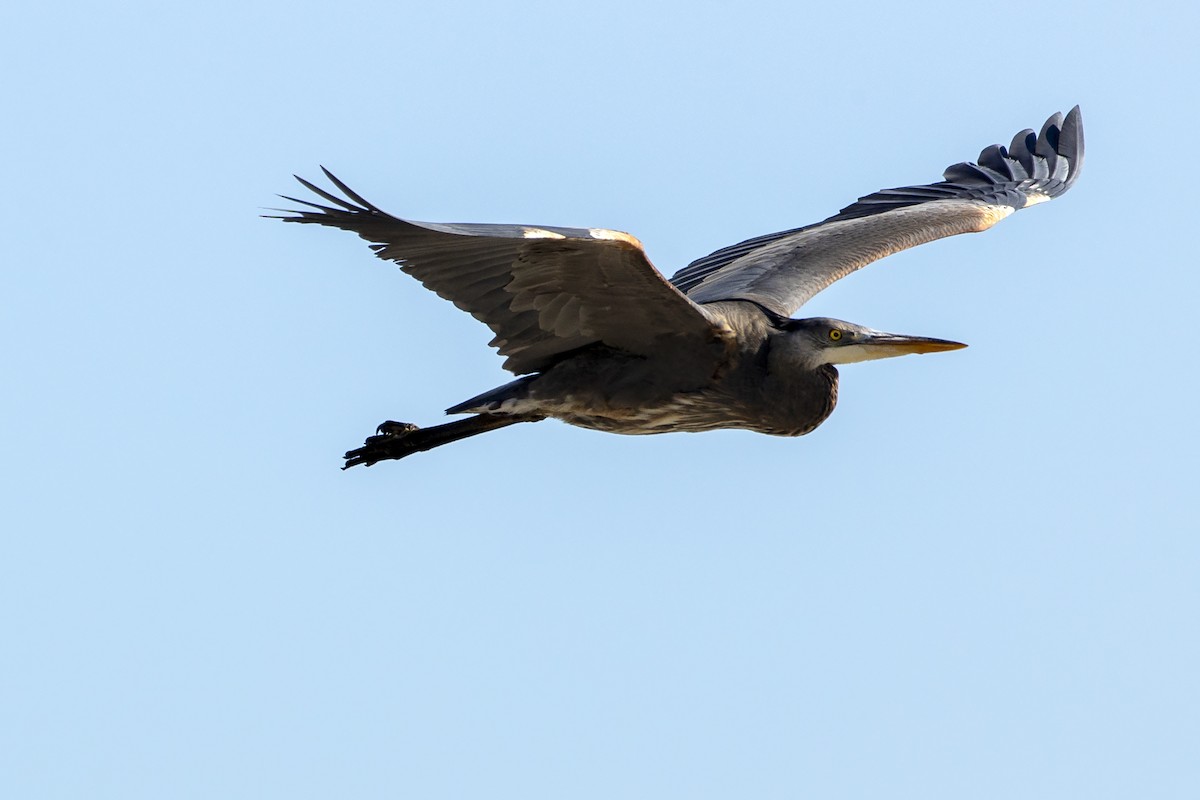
[782, 317, 967, 369]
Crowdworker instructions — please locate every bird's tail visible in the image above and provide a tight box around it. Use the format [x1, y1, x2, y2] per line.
[443, 376, 535, 415]
[343, 414, 541, 469]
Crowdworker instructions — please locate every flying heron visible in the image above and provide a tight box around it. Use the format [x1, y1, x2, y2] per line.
[275, 107, 1083, 468]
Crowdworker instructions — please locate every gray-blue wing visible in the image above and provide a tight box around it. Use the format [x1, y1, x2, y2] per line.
[273, 169, 728, 375]
[670, 107, 1084, 316]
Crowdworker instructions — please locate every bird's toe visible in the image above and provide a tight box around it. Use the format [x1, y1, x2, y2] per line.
[375, 420, 420, 436]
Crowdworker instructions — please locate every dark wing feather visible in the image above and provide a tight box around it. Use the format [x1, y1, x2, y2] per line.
[273, 169, 727, 375]
[670, 107, 1083, 316]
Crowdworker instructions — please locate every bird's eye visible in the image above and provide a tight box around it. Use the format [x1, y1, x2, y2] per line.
[829, 329, 842, 341]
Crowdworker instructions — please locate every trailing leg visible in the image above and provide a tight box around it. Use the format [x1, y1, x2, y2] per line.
[342, 414, 542, 469]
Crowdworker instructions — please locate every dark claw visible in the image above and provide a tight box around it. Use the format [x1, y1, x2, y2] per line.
[343, 421, 424, 470]
[376, 420, 420, 436]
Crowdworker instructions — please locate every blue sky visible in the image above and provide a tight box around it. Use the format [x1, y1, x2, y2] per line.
[3, 2, 1198, 798]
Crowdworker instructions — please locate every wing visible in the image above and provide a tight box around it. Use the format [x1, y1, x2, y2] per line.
[670, 107, 1084, 316]
[273, 169, 728, 375]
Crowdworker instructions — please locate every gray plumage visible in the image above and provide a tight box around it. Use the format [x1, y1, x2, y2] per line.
[272, 107, 1083, 468]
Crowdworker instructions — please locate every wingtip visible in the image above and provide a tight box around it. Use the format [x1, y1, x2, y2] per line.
[282, 170, 377, 214]
[1060, 105, 1084, 149]
[1024, 106, 1085, 189]
[261, 205, 297, 220]
[1058, 105, 1085, 188]
[1039, 111, 1066, 137]
[317, 166, 382, 213]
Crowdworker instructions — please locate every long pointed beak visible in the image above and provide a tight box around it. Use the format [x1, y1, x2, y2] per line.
[826, 331, 967, 365]
[862, 332, 968, 357]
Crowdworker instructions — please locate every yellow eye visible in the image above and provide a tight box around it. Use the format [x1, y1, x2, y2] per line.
[829, 329, 842, 341]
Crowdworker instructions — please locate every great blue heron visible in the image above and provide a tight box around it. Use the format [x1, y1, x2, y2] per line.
[275, 107, 1083, 468]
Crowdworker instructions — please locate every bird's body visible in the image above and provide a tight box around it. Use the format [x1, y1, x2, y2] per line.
[274, 107, 1083, 468]
[445, 301, 845, 437]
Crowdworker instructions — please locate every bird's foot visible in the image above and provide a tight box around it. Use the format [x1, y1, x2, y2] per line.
[375, 420, 420, 437]
[343, 420, 422, 469]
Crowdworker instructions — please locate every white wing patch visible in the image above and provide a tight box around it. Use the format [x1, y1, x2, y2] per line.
[588, 228, 644, 249]
[522, 227, 567, 239]
[974, 203, 1017, 228]
[1022, 192, 1053, 207]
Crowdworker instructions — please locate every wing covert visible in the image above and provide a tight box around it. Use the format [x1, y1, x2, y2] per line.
[670, 107, 1083, 315]
[274, 169, 728, 375]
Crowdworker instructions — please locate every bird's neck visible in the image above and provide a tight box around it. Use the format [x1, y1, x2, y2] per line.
[756, 359, 839, 436]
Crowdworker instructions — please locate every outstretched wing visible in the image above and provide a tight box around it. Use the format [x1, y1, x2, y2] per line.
[274, 170, 728, 375]
[670, 107, 1084, 316]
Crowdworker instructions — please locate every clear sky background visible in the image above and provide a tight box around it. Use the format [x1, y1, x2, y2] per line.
[3, 2, 1197, 798]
